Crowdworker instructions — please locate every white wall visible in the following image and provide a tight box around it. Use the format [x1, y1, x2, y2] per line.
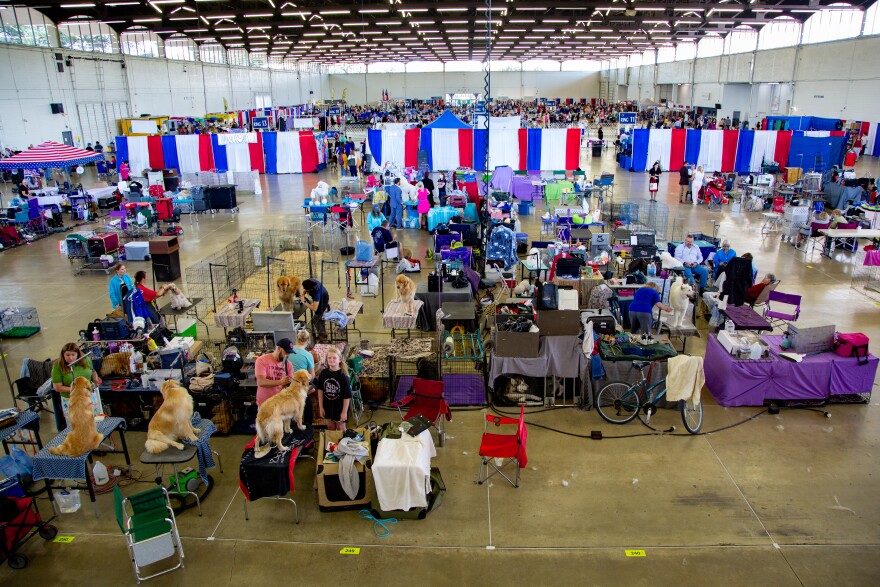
[327, 70, 600, 103]
[0, 42, 327, 150]
[605, 35, 880, 123]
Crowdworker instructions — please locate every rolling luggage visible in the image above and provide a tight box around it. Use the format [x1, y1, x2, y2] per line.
[205, 185, 237, 210]
[87, 232, 119, 257]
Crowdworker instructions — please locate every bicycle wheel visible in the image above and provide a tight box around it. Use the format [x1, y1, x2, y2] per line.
[680, 398, 703, 434]
[596, 382, 641, 424]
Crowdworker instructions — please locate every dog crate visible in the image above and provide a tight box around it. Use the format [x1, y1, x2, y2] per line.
[0, 307, 41, 338]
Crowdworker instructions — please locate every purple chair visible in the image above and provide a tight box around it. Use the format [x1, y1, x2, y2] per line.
[763, 290, 801, 330]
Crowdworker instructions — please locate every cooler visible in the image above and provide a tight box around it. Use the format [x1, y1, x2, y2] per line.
[124, 241, 150, 261]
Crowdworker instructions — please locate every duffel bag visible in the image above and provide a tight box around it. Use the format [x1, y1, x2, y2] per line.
[834, 333, 870, 366]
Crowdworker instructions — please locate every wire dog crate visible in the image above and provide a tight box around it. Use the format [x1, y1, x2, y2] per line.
[183, 223, 332, 327]
[851, 250, 880, 303]
[0, 308, 41, 338]
[611, 201, 670, 240]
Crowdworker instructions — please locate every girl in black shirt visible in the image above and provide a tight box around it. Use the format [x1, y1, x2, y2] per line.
[317, 347, 351, 431]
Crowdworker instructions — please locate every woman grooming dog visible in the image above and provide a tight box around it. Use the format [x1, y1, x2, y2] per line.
[317, 347, 351, 431]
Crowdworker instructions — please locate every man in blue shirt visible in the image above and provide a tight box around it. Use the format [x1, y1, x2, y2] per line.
[371, 220, 397, 253]
[386, 178, 404, 228]
[674, 236, 709, 290]
[712, 240, 737, 279]
[301, 278, 330, 342]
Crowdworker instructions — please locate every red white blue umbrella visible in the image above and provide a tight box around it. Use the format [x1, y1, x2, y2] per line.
[0, 141, 103, 170]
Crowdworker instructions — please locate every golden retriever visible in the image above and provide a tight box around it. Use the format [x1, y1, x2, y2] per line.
[255, 370, 311, 452]
[276, 275, 303, 311]
[50, 377, 102, 457]
[144, 380, 200, 454]
[395, 274, 416, 315]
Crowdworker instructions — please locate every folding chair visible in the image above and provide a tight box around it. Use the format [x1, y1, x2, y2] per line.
[390, 378, 452, 446]
[477, 406, 528, 488]
[763, 290, 801, 331]
[825, 222, 860, 253]
[113, 486, 184, 584]
[749, 280, 779, 310]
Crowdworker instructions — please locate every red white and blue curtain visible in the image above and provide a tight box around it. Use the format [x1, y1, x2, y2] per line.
[631, 129, 848, 173]
[114, 131, 319, 175]
[367, 127, 581, 172]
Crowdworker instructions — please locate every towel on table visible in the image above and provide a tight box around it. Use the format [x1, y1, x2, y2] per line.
[333, 437, 369, 499]
[665, 355, 705, 406]
[323, 310, 348, 329]
[182, 413, 217, 484]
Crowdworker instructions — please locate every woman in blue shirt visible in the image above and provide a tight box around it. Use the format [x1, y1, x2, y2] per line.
[108, 262, 134, 310]
[287, 329, 316, 379]
[712, 240, 737, 279]
[366, 204, 386, 232]
[628, 282, 673, 334]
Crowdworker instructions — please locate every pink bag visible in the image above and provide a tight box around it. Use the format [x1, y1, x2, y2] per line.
[834, 333, 870, 365]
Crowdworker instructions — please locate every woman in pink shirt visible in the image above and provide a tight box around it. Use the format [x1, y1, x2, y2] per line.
[416, 181, 430, 230]
[119, 160, 130, 181]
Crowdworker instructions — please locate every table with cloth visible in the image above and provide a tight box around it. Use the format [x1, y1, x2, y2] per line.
[239, 403, 314, 503]
[719, 304, 772, 332]
[86, 186, 119, 200]
[543, 181, 575, 203]
[372, 429, 436, 511]
[383, 299, 424, 332]
[704, 334, 878, 406]
[489, 335, 592, 408]
[440, 246, 472, 268]
[213, 298, 260, 329]
[428, 206, 459, 231]
[36, 195, 65, 207]
[416, 281, 473, 331]
[512, 176, 543, 201]
[32, 417, 131, 515]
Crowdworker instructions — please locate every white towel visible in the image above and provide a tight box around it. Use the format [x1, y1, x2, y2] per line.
[665, 355, 705, 406]
[372, 430, 436, 511]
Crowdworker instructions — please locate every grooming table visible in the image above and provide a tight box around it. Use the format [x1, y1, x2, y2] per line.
[239, 415, 314, 524]
[384, 299, 424, 338]
[214, 298, 260, 329]
[158, 297, 209, 336]
[720, 304, 772, 332]
[32, 417, 131, 517]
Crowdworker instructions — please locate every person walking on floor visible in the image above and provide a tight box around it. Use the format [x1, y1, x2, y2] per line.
[387, 178, 403, 228]
[679, 161, 691, 204]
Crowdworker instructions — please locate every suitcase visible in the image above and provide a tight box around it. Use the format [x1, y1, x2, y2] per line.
[206, 185, 237, 210]
[87, 232, 119, 257]
[155, 197, 174, 221]
[97, 195, 118, 210]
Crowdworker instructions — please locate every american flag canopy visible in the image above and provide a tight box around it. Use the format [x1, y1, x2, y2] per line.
[0, 141, 103, 170]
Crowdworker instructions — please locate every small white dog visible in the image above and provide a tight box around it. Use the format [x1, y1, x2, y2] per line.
[659, 251, 684, 270]
[669, 276, 694, 328]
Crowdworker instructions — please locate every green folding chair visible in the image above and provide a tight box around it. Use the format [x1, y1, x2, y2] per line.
[114, 486, 184, 584]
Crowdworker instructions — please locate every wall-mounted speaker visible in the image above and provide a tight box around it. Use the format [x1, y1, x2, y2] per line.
[55, 52, 63, 61]
[50, 103, 64, 114]
[56, 63, 64, 73]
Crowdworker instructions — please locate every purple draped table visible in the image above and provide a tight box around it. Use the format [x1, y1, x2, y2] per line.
[704, 334, 878, 406]
[511, 176, 543, 201]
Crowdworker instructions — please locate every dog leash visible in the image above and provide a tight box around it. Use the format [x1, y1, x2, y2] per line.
[359, 509, 397, 538]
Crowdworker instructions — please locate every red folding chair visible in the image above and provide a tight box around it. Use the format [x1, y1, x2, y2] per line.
[477, 406, 528, 488]
[391, 378, 452, 446]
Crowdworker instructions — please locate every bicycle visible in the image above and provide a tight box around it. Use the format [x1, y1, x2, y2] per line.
[596, 359, 703, 433]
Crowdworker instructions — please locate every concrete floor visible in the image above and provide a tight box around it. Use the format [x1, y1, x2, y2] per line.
[1, 147, 879, 586]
